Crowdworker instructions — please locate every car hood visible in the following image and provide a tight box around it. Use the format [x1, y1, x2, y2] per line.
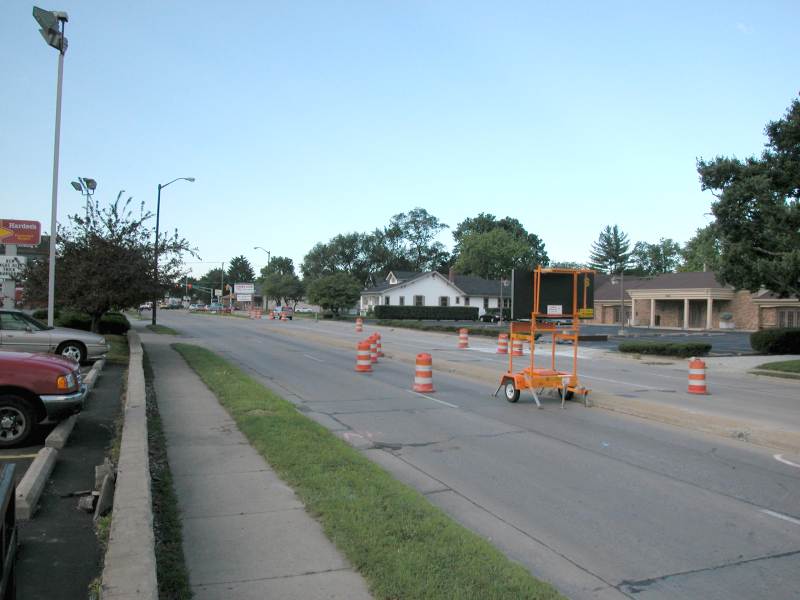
[48, 326, 106, 343]
[0, 350, 77, 372]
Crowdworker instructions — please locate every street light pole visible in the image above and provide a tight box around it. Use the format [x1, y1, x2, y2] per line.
[152, 177, 194, 326]
[34, 7, 69, 327]
[254, 246, 270, 310]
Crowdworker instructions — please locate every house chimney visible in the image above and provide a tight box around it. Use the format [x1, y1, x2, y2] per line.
[449, 267, 455, 282]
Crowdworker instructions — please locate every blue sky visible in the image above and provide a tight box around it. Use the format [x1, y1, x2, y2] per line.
[2, 1, 798, 279]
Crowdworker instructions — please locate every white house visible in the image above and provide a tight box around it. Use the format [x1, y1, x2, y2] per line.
[360, 270, 509, 316]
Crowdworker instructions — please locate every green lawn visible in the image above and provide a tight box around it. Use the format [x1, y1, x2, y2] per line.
[146, 324, 179, 335]
[172, 343, 563, 600]
[755, 359, 800, 373]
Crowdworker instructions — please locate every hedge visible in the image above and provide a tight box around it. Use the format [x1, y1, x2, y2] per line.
[750, 328, 800, 354]
[57, 311, 131, 335]
[373, 305, 479, 320]
[618, 341, 711, 358]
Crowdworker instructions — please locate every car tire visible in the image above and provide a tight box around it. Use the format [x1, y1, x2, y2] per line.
[0, 395, 35, 448]
[504, 380, 520, 403]
[57, 341, 86, 363]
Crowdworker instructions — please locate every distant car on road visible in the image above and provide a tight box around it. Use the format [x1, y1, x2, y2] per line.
[273, 306, 293, 320]
[208, 302, 224, 313]
[0, 310, 109, 363]
[0, 350, 86, 447]
[188, 303, 198, 311]
[139, 301, 152, 311]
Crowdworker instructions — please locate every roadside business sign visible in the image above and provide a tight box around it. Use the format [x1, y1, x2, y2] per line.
[214, 289, 222, 297]
[234, 283, 254, 295]
[0, 219, 42, 246]
[0, 256, 26, 281]
[236, 293, 253, 302]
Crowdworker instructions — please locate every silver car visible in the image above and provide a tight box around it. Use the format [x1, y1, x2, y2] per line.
[0, 309, 110, 363]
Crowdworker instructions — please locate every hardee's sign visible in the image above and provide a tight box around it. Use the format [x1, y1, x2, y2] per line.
[0, 219, 42, 246]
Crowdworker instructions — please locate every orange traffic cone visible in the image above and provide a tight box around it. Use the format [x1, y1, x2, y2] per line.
[356, 317, 363, 333]
[355, 341, 372, 373]
[496, 333, 508, 354]
[688, 357, 708, 394]
[511, 339, 523, 356]
[458, 328, 469, 349]
[413, 353, 434, 392]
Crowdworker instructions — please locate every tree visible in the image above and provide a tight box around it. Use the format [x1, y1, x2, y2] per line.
[588, 225, 631, 274]
[680, 225, 722, 272]
[389, 208, 450, 271]
[630, 238, 681, 275]
[260, 256, 295, 278]
[452, 212, 549, 268]
[23, 192, 193, 331]
[226, 255, 255, 283]
[306, 272, 361, 315]
[697, 96, 800, 297]
[550, 261, 587, 269]
[453, 229, 539, 279]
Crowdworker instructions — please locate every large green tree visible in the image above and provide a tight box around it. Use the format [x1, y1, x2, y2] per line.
[697, 96, 800, 297]
[306, 272, 361, 315]
[260, 256, 295, 278]
[452, 213, 548, 267]
[630, 238, 681, 275]
[23, 192, 193, 331]
[453, 228, 540, 279]
[389, 208, 450, 272]
[588, 225, 631, 274]
[226, 255, 255, 283]
[679, 225, 722, 272]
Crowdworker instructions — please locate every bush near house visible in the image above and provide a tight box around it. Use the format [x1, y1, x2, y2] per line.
[373, 306, 479, 320]
[32, 309, 131, 335]
[750, 328, 800, 354]
[618, 341, 711, 358]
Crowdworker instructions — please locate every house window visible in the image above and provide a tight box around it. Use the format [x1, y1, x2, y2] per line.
[414, 295, 424, 307]
[779, 309, 800, 328]
[439, 296, 449, 307]
[384, 296, 390, 305]
[399, 296, 405, 306]
[455, 296, 460, 304]
[464, 297, 470, 306]
[503, 297, 511, 308]
[483, 298, 489, 309]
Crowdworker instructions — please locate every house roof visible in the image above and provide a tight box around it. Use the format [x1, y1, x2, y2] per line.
[362, 271, 503, 297]
[594, 275, 651, 300]
[634, 271, 726, 290]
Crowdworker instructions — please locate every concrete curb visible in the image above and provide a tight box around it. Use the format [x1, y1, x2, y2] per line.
[101, 330, 158, 600]
[45, 415, 77, 450]
[83, 357, 106, 392]
[16, 447, 57, 520]
[256, 322, 800, 454]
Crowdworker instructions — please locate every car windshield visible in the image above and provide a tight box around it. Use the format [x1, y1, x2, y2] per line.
[20, 313, 52, 330]
[0, 312, 51, 331]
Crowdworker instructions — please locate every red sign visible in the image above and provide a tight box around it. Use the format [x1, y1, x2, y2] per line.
[0, 220, 42, 246]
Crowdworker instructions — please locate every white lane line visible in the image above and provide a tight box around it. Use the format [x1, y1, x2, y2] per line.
[774, 454, 800, 469]
[760, 509, 800, 527]
[407, 390, 459, 409]
[302, 353, 325, 363]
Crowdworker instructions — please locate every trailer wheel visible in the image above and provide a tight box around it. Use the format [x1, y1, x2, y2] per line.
[563, 390, 574, 401]
[504, 380, 520, 403]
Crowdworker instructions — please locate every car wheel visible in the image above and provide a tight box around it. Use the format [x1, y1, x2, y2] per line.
[0, 395, 35, 448]
[57, 341, 86, 363]
[504, 380, 520, 403]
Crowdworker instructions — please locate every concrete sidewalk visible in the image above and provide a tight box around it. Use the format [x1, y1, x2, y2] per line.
[143, 335, 373, 600]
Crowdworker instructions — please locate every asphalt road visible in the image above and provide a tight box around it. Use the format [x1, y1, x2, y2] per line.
[155, 312, 800, 600]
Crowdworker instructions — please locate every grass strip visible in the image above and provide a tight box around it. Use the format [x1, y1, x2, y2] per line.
[143, 351, 193, 599]
[172, 342, 563, 600]
[754, 359, 800, 373]
[105, 334, 130, 365]
[147, 324, 180, 335]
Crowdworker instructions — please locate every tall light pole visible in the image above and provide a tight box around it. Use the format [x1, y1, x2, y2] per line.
[70, 177, 96, 216]
[33, 6, 69, 327]
[153, 177, 195, 326]
[254, 246, 270, 310]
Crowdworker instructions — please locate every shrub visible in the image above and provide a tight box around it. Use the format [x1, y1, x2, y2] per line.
[750, 328, 800, 354]
[57, 311, 130, 334]
[373, 306, 479, 321]
[32, 308, 60, 320]
[618, 341, 711, 358]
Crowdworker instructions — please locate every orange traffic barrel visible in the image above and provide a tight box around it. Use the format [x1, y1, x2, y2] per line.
[688, 357, 708, 394]
[511, 338, 524, 356]
[355, 340, 372, 373]
[356, 317, 363, 333]
[375, 332, 384, 357]
[268, 311, 275, 320]
[458, 328, 469, 349]
[369, 335, 379, 363]
[496, 333, 508, 354]
[413, 353, 434, 392]
[256, 309, 262, 319]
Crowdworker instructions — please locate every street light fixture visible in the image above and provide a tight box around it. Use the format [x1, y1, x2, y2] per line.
[33, 6, 69, 327]
[153, 177, 195, 326]
[71, 177, 97, 213]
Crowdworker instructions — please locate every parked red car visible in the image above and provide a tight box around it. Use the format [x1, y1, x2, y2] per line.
[0, 351, 86, 447]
